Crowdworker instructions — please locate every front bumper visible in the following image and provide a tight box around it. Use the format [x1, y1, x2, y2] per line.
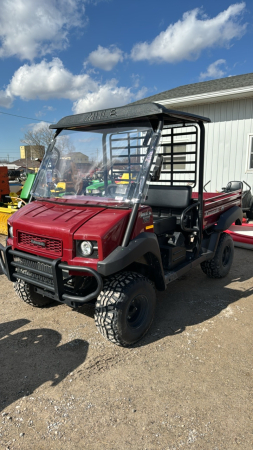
[0, 244, 103, 307]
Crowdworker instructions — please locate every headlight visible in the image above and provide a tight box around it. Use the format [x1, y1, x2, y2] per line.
[79, 241, 93, 256]
[8, 225, 13, 238]
[91, 189, 101, 195]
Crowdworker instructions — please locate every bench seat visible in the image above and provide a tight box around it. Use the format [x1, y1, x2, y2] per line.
[143, 185, 192, 235]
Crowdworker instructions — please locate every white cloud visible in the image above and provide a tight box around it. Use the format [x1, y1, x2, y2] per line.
[35, 111, 46, 118]
[135, 87, 148, 100]
[72, 80, 134, 113]
[0, 0, 86, 60]
[0, 89, 13, 108]
[0, 58, 146, 112]
[35, 106, 56, 118]
[29, 121, 51, 133]
[131, 3, 247, 63]
[8, 58, 97, 101]
[87, 45, 124, 71]
[200, 59, 227, 80]
[131, 74, 141, 89]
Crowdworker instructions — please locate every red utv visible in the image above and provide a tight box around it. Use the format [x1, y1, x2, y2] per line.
[0, 103, 242, 346]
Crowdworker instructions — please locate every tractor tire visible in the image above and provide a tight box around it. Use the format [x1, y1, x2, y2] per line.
[94, 272, 156, 346]
[200, 232, 234, 278]
[14, 278, 53, 307]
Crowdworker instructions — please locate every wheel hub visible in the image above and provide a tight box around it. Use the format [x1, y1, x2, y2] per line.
[127, 295, 148, 328]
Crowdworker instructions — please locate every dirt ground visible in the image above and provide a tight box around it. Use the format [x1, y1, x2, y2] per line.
[0, 234, 253, 450]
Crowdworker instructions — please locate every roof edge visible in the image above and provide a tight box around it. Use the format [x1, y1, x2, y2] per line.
[154, 85, 253, 108]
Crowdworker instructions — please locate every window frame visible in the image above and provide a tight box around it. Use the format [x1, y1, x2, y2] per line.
[246, 133, 253, 173]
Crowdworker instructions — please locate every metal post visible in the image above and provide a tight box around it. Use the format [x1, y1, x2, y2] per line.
[198, 121, 205, 238]
[121, 119, 163, 247]
[121, 203, 140, 247]
[102, 133, 108, 189]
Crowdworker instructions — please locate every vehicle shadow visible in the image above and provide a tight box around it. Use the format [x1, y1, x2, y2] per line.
[72, 249, 253, 349]
[0, 319, 88, 412]
[137, 249, 253, 347]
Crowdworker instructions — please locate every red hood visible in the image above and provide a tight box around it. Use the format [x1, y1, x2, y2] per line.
[11, 200, 106, 259]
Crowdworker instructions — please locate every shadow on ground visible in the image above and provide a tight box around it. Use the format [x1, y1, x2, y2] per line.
[71, 249, 253, 349]
[138, 255, 253, 347]
[0, 319, 88, 412]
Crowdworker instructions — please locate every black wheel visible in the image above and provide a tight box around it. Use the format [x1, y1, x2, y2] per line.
[14, 279, 53, 307]
[94, 272, 156, 346]
[200, 232, 234, 278]
[246, 205, 253, 220]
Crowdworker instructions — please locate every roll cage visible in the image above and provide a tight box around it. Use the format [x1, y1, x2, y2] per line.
[31, 102, 210, 249]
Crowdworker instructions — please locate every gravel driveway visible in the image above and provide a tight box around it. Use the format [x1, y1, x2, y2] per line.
[0, 234, 252, 449]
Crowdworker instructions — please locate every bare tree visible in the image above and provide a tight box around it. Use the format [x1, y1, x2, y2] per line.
[21, 123, 55, 147]
[56, 135, 75, 154]
[21, 123, 75, 154]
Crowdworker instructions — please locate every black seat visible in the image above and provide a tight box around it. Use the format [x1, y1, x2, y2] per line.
[144, 185, 192, 209]
[143, 185, 192, 235]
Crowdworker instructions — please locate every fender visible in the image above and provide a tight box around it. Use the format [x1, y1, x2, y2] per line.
[97, 232, 166, 290]
[214, 206, 243, 232]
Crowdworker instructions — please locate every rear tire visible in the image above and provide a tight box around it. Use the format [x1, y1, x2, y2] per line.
[14, 279, 53, 307]
[94, 272, 156, 346]
[200, 232, 234, 278]
[246, 205, 253, 220]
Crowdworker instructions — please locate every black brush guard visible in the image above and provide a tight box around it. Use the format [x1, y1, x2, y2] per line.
[0, 244, 103, 307]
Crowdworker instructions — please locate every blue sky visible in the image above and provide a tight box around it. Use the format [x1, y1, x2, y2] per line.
[0, 0, 252, 161]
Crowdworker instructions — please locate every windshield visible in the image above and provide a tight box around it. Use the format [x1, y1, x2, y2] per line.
[32, 121, 157, 207]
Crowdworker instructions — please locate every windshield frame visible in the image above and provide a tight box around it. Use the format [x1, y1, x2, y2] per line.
[30, 119, 163, 208]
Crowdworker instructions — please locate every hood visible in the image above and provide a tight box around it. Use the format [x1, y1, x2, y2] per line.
[11, 200, 106, 259]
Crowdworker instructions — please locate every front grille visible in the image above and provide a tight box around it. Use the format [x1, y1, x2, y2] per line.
[18, 231, 62, 256]
[4, 247, 103, 305]
[14, 257, 53, 274]
[13, 257, 54, 287]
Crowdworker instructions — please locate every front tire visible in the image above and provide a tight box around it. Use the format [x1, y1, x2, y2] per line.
[14, 279, 53, 307]
[94, 272, 156, 346]
[201, 232, 234, 278]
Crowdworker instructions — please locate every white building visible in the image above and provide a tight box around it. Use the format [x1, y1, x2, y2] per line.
[133, 73, 253, 192]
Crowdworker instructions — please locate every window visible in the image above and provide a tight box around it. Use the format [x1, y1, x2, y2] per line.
[246, 134, 253, 172]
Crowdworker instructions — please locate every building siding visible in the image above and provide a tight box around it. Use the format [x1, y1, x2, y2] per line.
[167, 98, 253, 192]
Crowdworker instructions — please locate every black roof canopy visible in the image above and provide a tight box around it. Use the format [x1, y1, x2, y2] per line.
[49, 102, 210, 131]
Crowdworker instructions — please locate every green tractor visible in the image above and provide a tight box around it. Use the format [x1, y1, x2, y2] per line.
[85, 171, 112, 195]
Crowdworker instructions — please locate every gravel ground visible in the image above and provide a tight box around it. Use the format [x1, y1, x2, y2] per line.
[0, 234, 253, 450]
